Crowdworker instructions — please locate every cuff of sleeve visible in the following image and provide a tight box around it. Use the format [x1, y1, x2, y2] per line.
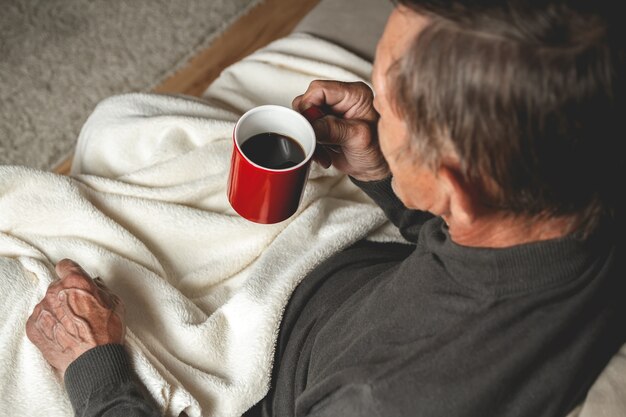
[349, 175, 405, 210]
[64, 344, 133, 411]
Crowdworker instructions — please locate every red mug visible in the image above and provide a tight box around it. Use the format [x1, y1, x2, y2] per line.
[227, 105, 323, 224]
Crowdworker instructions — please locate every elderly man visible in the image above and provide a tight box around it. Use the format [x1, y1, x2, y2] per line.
[27, 1, 624, 416]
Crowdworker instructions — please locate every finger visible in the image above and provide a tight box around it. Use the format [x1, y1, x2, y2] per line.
[35, 309, 60, 343]
[313, 146, 332, 169]
[25, 319, 45, 347]
[57, 291, 80, 337]
[313, 116, 373, 150]
[293, 91, 323, 115]
[92, 277, 115, 305]
[26, 303, 44, 342]
[109, 293, 125, 316]
[97, 286, 116, 310]
[54, 259, 97, 296]
[93, 279, 123, 311]
[64, 287, 108, 317]
[55, 259, 91, 281]
[64, 287, 125, 343]
[296, 81, 377, 122]
[111, 293, 126, 324]
[312, 116, 348, 147]
[58, 291, 95, 344]
[26, 285, 59, 341]
[93, 277, 106, 290]
[93, 277, 120, 306]
[54, 322, 82, 353]
[295, 80, 348, 111]
[292, 95, 303, 112]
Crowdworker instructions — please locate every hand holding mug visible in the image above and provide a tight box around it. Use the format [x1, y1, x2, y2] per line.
[227, 81, 388, 224]
[26, 259, 125, 375]
[292, 80, 389, 182]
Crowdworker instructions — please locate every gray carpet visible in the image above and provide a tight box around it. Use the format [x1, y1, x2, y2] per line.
[0, 0, 262, 170]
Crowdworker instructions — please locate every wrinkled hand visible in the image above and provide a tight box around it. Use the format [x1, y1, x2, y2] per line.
[26, 259, 125, 375]
[293, 80, 389, 182]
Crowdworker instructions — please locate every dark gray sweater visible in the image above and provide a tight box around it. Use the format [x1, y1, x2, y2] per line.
[65, 177, 626, 417]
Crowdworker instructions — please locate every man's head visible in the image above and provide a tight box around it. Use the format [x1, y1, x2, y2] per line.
[373, 1, 623, 238]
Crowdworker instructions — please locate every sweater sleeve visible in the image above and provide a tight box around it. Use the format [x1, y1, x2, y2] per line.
[350, 176, 433, 242]
[64, 344, 160, 417]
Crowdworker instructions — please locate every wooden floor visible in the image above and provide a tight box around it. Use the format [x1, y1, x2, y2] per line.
[53, 0, 320, 175]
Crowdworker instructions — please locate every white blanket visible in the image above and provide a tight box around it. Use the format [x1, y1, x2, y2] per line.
[0, 34, 401, 417]
[0, 33, 624, 417]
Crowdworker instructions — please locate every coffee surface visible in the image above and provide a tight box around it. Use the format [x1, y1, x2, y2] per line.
[241, 132, 305, 169]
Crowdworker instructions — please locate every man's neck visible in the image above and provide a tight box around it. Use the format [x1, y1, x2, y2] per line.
[444, 212, 579, 248]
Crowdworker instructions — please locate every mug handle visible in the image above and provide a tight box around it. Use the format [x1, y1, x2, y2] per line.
[301, 106, 325, 123]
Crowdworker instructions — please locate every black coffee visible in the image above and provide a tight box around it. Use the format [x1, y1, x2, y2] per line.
[241, 132, 306, 169]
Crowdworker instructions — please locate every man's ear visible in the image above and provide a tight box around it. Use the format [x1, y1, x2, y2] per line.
[438, 164, 481, 227]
